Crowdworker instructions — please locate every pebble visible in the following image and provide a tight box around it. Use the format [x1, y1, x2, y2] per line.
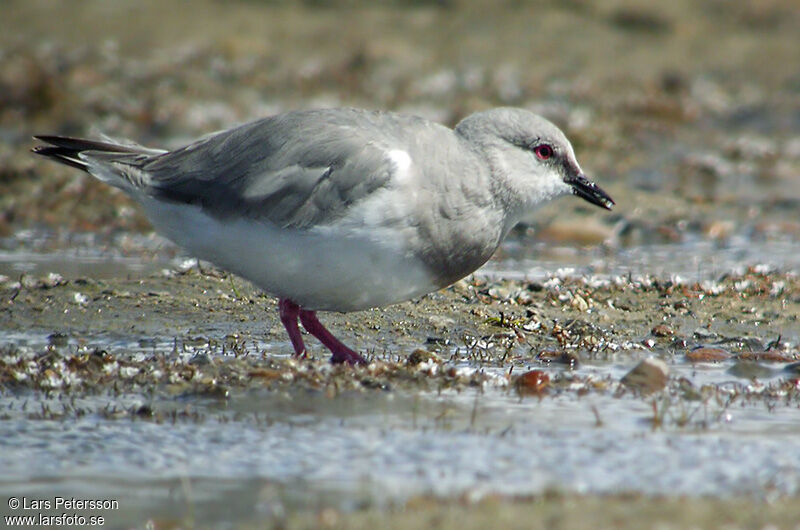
[685, 347, 731, 362]
[651, 324, 674, 337]
[693, 327, 718, 339]
[406, 349, 441, 366]
[570, 294, 590, 312]
[735, 351, 796, 363]
[47, 333, 69, 347]
[536, 349, 580, 368]
[621, 358, 669, 393]
[513, 370, 550, 396]
[72, 292, 90, 306]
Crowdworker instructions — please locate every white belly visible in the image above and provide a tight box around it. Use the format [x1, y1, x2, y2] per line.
[140, 198, 438, 312]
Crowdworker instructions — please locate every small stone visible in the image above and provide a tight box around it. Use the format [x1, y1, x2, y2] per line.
[134, 404, 154, 417]
[487, 286, 512, 300]
[536, 349, 579, 368]
[48, 332, 69, 347]
[41, 272, 65, 288]
[735, 351, 796, 363]
[72, 292, 90, 306]
[407, 349, 440, 366]
[513, 369, 550, 396]
[651, 324, 674, 337]
[685, 347, 731, 362]
[670, 337, 689, 349]
[693, 327, 718, 339]
[571, 294, 589, 312]
[621, 358, 669, 393]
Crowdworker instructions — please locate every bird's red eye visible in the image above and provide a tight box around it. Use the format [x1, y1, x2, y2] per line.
[534, 144, 554, 160]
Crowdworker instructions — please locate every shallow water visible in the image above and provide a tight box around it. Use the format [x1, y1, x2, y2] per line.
[3, 228, 800, 283]
[1, 314, 799, 528]
[0, 231, 180, 280]
[488, 235, 800, 282]
[1, 375, 799, 528]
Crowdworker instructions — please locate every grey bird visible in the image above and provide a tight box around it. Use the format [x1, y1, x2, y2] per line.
[33, 107, 614, 365]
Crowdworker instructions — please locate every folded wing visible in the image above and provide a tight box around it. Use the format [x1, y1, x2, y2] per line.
[34, 109, 402, 229]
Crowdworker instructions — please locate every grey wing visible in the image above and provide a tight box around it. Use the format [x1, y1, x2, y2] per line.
[141, 113, 396, 229]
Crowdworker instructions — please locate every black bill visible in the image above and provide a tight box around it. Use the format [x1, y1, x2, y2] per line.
[565, 173, 615, 210]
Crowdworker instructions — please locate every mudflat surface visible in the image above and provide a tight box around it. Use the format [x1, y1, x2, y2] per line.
[1, 1, 800, 528]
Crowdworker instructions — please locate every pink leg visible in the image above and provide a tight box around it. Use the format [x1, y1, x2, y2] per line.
[278, 299, 306, 356]
[298, 309, 368, 365]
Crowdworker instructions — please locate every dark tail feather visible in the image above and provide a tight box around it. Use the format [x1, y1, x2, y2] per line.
[31, 135, 150, 172]
[31, 145, 90, 171]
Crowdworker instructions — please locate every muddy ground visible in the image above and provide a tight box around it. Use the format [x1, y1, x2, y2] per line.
[2, 265, 799, 397]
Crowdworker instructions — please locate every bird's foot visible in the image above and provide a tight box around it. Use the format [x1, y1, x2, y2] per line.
[298, 309, 368, 365]
[327, 343, 369, 365]
[278, 298, 367, 365]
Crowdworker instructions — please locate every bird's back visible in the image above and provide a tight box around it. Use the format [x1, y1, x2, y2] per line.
[33, 108, 508, 309]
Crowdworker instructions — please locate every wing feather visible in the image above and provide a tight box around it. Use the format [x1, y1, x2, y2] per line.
[142, 109, 398, 228]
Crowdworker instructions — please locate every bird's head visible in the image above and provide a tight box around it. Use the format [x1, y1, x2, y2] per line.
[455, 108, 614, 223]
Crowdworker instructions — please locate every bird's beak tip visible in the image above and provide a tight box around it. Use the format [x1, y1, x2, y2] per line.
[567, 173, 615, 211]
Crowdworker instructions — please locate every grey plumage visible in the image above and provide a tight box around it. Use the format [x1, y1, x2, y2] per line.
[34, 108, 507, 285]
[33, 106, 614, 363]
[33, 106, 613, 303]
[143, 109, 406, 228]
[36, 109, 487, 230]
